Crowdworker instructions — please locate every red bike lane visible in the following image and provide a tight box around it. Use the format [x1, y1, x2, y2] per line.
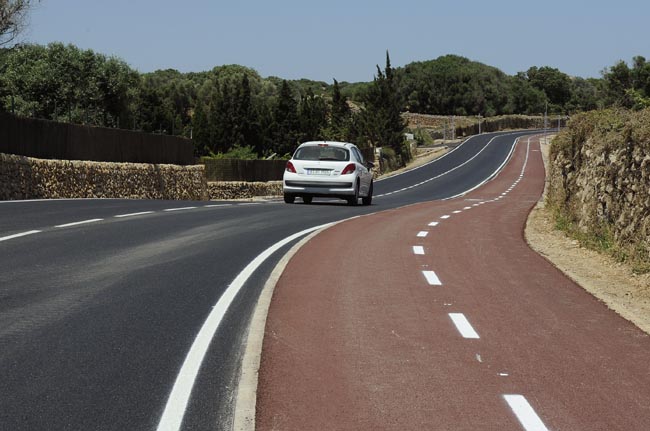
[255, 136, 650, 430]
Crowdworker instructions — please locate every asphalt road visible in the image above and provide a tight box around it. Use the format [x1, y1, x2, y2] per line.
[257, 135, 650, 430]
[0, 130, 538, 430]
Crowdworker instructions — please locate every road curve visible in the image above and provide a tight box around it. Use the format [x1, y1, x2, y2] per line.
[0, 130, 538, 430]
[256, 136, 650, 430]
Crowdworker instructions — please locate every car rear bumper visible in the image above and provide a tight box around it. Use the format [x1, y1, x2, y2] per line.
[283, 178, 356, 197]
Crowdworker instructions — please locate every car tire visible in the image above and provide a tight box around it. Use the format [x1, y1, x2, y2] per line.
[362, 181, 373, 206]
[347, 181, 359, 206]
[284, 193, 295, 204]
[303, 196, 312, 204]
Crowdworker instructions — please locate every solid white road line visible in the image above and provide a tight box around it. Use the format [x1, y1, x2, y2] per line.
[448, 313, 480, 339]
[503, 395, 549, 431]
[413, 246, 425, 255]
[417, 231, 428, 238]
[114, 211, 154, 218]
[0, 230, 41, 242]
[55, 219, 103, 228]
[156, 222, 334, 431]
[163, 207, 197, 212]
[422, 270, 442, 285]
[204, 204, 233, 208]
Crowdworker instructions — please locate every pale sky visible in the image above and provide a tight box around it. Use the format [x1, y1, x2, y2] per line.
[24, 0, 650, 82]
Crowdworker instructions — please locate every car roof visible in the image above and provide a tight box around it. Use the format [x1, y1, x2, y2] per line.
[297, 141, 355, 149]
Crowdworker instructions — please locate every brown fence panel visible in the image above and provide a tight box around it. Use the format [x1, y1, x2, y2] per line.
[203, 159, 287, 182]
[0, 113, 194, 165]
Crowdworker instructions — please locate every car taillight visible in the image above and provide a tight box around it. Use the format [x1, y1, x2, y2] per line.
[341, 163, 356, 175]
[286, 161, 296, 173]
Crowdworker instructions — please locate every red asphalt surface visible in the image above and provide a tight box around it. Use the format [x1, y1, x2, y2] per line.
[255, 136, 650, 430]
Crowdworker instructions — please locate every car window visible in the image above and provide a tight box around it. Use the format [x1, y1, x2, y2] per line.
[352, 147, 365, 164]
[294, 146, 349, 161]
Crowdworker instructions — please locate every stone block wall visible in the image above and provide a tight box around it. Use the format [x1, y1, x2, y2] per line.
[1, 153, 207, 200]
[207, 181, 282, 200]
[547, 109, 650, 264]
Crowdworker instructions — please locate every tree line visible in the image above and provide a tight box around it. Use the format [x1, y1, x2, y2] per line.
[1, 42, 649, 166]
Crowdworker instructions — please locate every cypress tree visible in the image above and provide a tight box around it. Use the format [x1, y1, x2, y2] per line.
[358, 51, 408, 164]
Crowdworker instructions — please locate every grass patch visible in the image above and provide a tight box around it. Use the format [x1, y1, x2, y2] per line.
[551, 206, 649, 274]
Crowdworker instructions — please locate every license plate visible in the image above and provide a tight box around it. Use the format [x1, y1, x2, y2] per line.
[306, 169, 331, 176]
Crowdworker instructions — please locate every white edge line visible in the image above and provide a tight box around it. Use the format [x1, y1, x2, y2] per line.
[114, 211, 154, 218]
[163, 207, 197, 212]
[422, 270, 442, 286]
[0, 230, 41, 242]
[55, 218, 103, 228]
[204, 204, 233, 208]
[504, 394, 549, 431]
[413, 246, 425, 255]
[156, 222, 334, 431]
[442, 130, 539, 201]
[232, 227, 327, 431]
[375, 134, 476, 182]
[448, 313, 480, 339]
[442, 135, 521, 201]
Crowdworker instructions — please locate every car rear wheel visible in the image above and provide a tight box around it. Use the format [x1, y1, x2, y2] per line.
[284, 193, 295, 204]
[303, 196, 312, 204]
[362, 181, 373, 206]
[347, 182, 359, 206]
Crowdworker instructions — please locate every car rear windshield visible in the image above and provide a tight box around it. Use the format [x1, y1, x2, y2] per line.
[294, 145, 349, 161]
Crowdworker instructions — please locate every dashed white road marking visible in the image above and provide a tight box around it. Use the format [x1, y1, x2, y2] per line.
[422, 270, 442, 285]
[504, 395, 549, 431]
[453, 210, 462, 214]
[55, 218, 103, 228]
[417, 231, 428, 238]
[413, 246, 425, 255]
[428, 221, 439, 227]
[440, 215, 450, 219]
[163, 207, 197, 212]
[0, 230, 41, 242]
[448, 313, 480, 339]
[114, 211, 154, 218]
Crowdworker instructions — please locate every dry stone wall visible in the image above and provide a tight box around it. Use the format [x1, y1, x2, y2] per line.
[547, 109, 650, 264]
[1, 152, 207, 200]
[207, 181, 282, 200]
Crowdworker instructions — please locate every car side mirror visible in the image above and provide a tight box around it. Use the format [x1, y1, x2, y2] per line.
[366, 161, 375, 169]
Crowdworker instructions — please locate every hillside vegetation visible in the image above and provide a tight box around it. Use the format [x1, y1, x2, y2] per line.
[2, 44, 650, 167]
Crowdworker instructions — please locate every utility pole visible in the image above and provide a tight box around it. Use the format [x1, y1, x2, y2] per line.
[477, 113, 482, 134]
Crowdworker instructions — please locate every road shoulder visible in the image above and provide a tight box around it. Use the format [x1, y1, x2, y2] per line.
[524, 137, 650, 334]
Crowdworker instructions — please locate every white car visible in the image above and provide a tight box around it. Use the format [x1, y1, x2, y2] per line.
[283, 141, 374, 205]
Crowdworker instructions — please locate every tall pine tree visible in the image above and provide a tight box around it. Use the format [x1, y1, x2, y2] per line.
[358, 51, 409, 164]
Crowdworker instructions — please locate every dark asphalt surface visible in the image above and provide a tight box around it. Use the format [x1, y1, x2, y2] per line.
[0, 130, 538, 430]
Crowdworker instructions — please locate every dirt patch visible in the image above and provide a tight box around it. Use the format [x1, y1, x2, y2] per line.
[525, 136, 650, 334]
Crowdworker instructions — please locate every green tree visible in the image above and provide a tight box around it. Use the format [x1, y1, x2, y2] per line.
[324, 78, 352, 140]
[0, 0, 37, 47]
[357, 51, 408, 164]
[526, 66, 572, 112]
[270, 80, 300, 156]
[298, 88, 327, 142]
